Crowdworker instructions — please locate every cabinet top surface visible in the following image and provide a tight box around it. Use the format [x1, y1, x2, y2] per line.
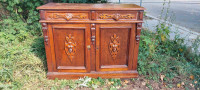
[37, 3, 145, 10]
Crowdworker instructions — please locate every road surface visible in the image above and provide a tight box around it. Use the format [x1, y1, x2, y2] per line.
[109, 0, 200, 33]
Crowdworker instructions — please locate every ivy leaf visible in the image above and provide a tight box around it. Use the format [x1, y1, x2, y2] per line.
[14, 0, 19, 4]
[18, 8, 22, 12]
[27, 19, 32, 24]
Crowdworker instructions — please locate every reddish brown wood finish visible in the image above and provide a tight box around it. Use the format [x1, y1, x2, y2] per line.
[37, 3, 144, 79]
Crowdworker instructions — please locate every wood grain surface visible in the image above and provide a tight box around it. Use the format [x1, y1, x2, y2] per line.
[38, 3, 144, 79]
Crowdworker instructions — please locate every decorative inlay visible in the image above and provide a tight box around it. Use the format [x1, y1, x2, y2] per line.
[99, 14, 135, 21]
[65, 34, 76, 62]
[49, 13, 87, 21]
[109, 34, 120, 60]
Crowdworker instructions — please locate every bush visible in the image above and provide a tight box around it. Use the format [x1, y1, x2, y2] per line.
[138, 29, 200, 88]
[0, 18, 29, 44]
[0, 0, 43, 35]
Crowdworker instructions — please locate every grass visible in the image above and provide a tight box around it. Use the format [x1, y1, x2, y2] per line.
[0, 29, 199, 89]
[1, 0, 199, 89]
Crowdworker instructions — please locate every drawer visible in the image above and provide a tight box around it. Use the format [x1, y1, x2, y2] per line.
[96, 11, 138, 21]
[46, 11, 90, 21]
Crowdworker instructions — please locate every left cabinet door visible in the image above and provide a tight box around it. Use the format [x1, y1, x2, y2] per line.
[49, 24, 91, 73]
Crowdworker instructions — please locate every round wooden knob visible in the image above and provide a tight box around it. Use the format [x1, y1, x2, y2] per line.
[65, 13, 73, 21]
[113, 14, 120, 21]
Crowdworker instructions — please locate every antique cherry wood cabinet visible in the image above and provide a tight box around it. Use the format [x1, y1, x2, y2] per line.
[37, 3, 145, 79]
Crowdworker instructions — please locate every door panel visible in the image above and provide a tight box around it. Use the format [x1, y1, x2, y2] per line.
[51, 24, 90, 72]
[96, 24, 135, 71]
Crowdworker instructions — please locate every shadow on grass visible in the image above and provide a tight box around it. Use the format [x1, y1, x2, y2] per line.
[31, 36, 48, 72]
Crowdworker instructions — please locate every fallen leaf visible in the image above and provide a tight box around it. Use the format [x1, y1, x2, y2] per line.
[124, 80, 129, 84]
[163, 82, 166, 87]
[161, 35, 166, 41]
[160, 75, 165, 82]
[177, 83, 181, 88]
[181, 82, 185, 86]
[190, 83, 194, 87]
[179, 48, 183, 52]
[110, 81, 114, 84]
[142, 82, 146, 86]
[116, 86, 120, 89]
[194, 81, 198, 84]
[190, 75, 194, 80]
[108, 82, 111, 85]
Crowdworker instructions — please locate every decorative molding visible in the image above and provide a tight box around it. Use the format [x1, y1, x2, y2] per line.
[39, 10, 46, 20]
[139, 11, 144, 20]
[41, 23, 48, 45]
[91, 11, 96, 20]
[65, 34, 77, 62]
[99, 14, 135, 21]
[136, 35, 140, 43]
[91, 24, 96, 44]
[49, 13, 87, 21]
[109, 34, 120, 60]
[136, 23, 142, 44]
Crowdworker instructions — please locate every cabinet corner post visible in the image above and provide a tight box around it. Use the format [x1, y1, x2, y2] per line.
[136, 23, 142, 44]
[42, 23, 49, 45]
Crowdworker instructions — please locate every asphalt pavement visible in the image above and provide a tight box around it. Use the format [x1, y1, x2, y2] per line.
[110, 0, 200, 33]
[141, 1, 200, 33]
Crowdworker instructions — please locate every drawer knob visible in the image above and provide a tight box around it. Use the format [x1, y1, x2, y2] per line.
[65, 13, 73, 21]
[113, 14, 120, 21]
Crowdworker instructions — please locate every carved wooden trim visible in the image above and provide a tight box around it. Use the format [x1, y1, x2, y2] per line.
[65, 34, 77, 62]
[41, 23, 48, 45]
[91, 24, 96, 45]
[109, 34, 120, 60]
[49, 13, 87, 21]
[91, 11, 96, 20]
[138, 11, 143, 20]
[99, 14, 135, 21]
[40, 10, 46, 20]
[136, 23, 142, 44]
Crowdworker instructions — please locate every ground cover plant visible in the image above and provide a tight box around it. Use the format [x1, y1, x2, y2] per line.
[0, 0, 199, 89]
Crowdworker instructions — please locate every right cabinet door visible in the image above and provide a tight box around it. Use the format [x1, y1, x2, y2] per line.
[96, 24, 136, 72]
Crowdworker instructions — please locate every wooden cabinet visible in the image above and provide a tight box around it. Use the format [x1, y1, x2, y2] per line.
[37, 3, 145, 79]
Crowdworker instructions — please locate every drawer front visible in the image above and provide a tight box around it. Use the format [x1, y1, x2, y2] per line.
[46, 11, 90, 21]
[50, 24, 91, 72]
[96, 11, 138, 21]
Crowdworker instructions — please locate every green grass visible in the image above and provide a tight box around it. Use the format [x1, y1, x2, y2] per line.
[1, 0, 199, 89]
[0, 29, 199, 89]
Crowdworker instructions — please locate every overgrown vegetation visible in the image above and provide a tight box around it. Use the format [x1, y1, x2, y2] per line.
[0, 0, 199, 89]
[138, 29, 200, 89]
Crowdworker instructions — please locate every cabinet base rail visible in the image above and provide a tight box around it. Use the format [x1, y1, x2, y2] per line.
[47, 70, 138, 79]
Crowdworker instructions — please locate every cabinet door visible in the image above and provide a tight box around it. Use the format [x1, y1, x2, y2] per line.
[96, 24, 135, 71]
[50, 24, 90, 72]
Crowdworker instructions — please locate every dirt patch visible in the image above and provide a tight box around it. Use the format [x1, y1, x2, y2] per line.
[69, 75, 196, 90]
